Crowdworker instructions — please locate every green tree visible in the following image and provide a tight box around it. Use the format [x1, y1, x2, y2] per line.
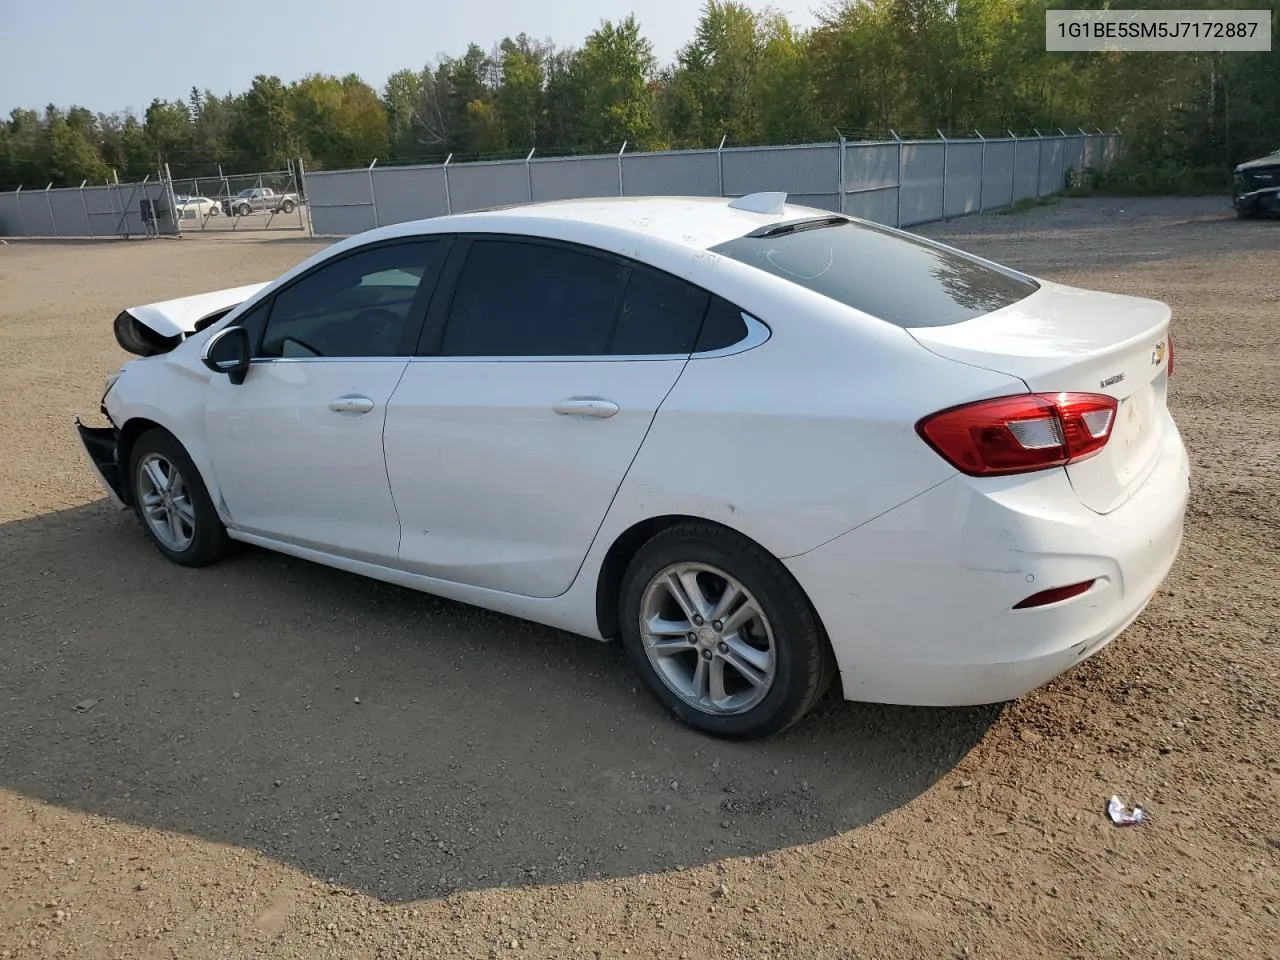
[228, 75, 295, 169]
[574, 16, 657, 151]
[497, 35, 546, 150]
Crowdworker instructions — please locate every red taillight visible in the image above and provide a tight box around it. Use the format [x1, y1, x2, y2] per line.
[916, 392, 1118, 477]
[1166, 332, 1174, 378]
[1013, 579, 1097, 609]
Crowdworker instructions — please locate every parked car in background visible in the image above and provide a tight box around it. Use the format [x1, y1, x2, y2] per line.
[221, 187, 301, 217]
[174, 195, 220, 219]
[1233, 150, 1280, 218]
[76, 193, 1189, 739]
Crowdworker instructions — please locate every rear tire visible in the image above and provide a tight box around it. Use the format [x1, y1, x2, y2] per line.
[619, 521, 835, 739]
[280, 199, 295, 214]
[128, 429, 232, 568]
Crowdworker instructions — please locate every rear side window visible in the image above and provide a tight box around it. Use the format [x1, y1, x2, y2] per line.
[441, 240, 627, 356]
[710, 219, 1037, 327]
[610, 266, 709, 356]
[695, 297, 750, 352]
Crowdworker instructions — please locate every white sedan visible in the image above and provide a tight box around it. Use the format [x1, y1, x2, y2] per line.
[174, 195, 220, 219]
[76, 193, 1190, 738]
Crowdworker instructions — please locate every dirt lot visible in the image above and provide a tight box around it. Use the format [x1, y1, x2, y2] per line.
[0, 196, 1276, 959]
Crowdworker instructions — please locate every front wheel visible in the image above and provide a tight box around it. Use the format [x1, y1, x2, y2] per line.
[128, 429, 232, 567]
[237, 203, 252, 217]
[619, 522, 835, 739]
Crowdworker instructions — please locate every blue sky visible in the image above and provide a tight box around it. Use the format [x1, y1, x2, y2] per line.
[3, 0, 820, 116]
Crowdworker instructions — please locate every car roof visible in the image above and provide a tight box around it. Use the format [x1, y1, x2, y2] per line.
[365, 195, 839, 254]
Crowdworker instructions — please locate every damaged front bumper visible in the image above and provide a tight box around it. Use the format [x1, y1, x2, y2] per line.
[73, 416, 129, 509]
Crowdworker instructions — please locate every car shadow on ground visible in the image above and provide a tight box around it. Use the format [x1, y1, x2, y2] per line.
[0, 502, 1000, 903]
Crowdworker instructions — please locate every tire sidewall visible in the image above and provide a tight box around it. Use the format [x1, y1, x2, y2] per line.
[128, 430, 226, 566]
[619, 530, 819, 739]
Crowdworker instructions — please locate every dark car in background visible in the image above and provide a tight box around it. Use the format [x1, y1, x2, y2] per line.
[1233, 151, 1280, 219]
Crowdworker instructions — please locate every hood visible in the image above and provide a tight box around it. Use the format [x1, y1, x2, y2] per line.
[1235, 152, 1280, 172]
[114, 282, 269, 357]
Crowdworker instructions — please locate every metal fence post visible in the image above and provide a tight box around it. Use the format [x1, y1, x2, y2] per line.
[617, 141, 627, 197]
[1008, 130, 1018, 202]
[1033, 129, 1044, 196]
[976, 132, 986, 213]
[442, 154, 453, 215]
[835, 128, 846, 214]
[367, 159, 379, 227]
[45, 183, 58, 238]
[163, 162, 180, 235]
[890, 129, 903, 227]
[15, 186, 27, 237]
[716, 134, 727, 197]
[79, 180, 94, 238]
[525, 147, 536, 201]
[938, 130, 948, 220]
[297, 157, 312, 236]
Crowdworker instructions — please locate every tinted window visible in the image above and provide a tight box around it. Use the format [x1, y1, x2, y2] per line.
[259, 241, 443, 358]
[610, 267, 708, 356]
[441, 240, 626, 357]
[695, 297, 750, 352]
[710, 219, 1037, 327]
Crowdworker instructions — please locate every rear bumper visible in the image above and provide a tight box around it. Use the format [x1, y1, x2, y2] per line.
[785, 417, 1190, 706]
[73, 417, 129, 509]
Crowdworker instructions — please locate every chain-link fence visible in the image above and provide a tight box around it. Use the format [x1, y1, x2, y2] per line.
[0, 164, 309, 238]
[0, 129, 1118, 239]
[0, 175, 180, 239]
[301, 129, 1121, 237]
[169, 162, 309, 234]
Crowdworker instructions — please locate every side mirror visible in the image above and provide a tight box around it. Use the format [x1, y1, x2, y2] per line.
[201, 326, 251, 385]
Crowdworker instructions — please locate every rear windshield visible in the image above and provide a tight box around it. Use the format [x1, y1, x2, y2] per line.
[710, 218, 1038, 327]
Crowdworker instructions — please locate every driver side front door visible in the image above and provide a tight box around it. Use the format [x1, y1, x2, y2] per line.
[204, 238, 448, 565]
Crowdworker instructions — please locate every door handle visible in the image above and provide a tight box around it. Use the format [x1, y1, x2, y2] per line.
[553, 398, 619, 419]
[329, 395, 375, 415]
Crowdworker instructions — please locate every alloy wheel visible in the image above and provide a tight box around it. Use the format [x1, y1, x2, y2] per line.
[136, 452, 196, 551]
[639, 562, 777, 715]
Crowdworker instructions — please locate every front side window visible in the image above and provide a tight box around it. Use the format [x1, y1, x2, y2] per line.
[258, 240, 443, 358]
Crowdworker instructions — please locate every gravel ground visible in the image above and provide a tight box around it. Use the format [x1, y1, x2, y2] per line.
[0, 196, 1276, 959]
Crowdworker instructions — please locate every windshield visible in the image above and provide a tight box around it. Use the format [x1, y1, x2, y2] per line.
[710, 218, 1038, 327]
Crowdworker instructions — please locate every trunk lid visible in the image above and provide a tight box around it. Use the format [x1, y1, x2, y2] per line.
[909, 280, 1172, 514]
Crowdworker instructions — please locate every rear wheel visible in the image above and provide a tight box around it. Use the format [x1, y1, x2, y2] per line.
[128, 429, 231, 567]
[619, 522, 835, 739]
[280, 199, 295, 214]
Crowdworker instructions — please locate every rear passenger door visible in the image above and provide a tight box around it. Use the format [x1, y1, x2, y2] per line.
[382, 236, 711, 598]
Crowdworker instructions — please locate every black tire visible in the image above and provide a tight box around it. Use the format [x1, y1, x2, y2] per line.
[237, 203, 252, 217]
[128, 428, 232, 568]
[280, 199, 295, 213]
[618, 521, 836, 739]
[1235, 202, 1258, 219]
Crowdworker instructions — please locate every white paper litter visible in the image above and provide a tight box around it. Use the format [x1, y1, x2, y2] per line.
[1107, 795, 1146, 826]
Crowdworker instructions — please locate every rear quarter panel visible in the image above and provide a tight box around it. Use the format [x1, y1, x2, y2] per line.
[596, 263, 1030, 560]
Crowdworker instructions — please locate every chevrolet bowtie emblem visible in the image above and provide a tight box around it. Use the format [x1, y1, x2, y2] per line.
[1151, 340, 1167, 366]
